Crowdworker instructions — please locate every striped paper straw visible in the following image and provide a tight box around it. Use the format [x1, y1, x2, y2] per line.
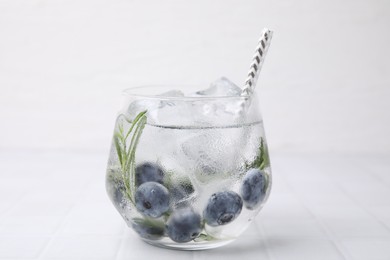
[241, 28, 274, 96]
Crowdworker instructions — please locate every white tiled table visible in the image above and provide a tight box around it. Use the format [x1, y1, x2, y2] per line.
[0, 151, 389, 260]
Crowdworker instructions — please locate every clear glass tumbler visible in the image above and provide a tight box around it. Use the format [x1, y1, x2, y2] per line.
[106, 86, 272, 250]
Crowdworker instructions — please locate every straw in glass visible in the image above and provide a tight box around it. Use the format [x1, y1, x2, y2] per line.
[241, 28, 274, 97]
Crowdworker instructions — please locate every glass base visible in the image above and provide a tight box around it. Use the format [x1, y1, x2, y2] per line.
[142, 238, 235, 251]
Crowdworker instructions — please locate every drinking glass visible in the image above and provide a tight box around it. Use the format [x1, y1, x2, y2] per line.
[106, 85, 272, 250]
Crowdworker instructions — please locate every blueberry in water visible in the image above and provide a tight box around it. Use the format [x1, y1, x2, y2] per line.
[114, 181, 126, 206]
[109, 179, 129, 211]
[203, 191, 243, 226]
[240, 168, 267, 210]
[170, 183, 194, 209]
[135, 162, 165, 186]
[131, 218, 165, 240]
[135, 182, 170, 218]
[166, 208, 202, 243]
[170, 181, 195, 203]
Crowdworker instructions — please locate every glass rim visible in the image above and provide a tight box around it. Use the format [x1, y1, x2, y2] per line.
[122, 85, 251, 101]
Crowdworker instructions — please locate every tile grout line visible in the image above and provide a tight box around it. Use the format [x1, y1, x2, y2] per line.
[293, 193, 355, 259]
[332, 179, 390, 235]
[318, 172, 390, 258]
[0, 180, 60, 259]
[279, 162, 353, 260]
[279, 155, 390, 258]
[327, 156, 390, 234]
[0, 189, 31, 224]
[262, 161, 317, 260]
[255, 218, 273, 260]
[303, 210, 354, 260]
[114, 223, 127, 260]
[354, 159, 390, 228]
[36, 183, 90, 260]
[297, 210, 352, 259]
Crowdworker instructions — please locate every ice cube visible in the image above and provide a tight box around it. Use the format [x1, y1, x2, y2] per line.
[180, 132, 239, 184]
[153, 100, 194, 126]
[158, 89, 185, 109]
[126, 90, 185, 124]
[159, 90, 185, 97]
[187, 77, 245, 125]
[196, 77, 242, 97]
[127, 99, 159, 122]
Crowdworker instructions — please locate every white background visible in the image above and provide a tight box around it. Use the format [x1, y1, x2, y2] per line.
[1, 1, 390, 260]
[1, 0, 389, 154]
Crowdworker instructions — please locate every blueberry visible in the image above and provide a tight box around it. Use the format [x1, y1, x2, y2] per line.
[203, 191, 243, 226]
[135, 162, 165, 186]
[114, 181, 126, 206]
[131, 219, 165, 240]
[170, 181, 195, 203]
[108, 179, 128, 211]
[166, 208, 202, 243]
[240, 168, 267, 210]
[135, 182, 170, 218]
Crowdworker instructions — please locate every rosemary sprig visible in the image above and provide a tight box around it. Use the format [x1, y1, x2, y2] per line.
[245, 137, 271, 171]
[258, 137, 270, 170]
[193, 233, 218, 242]
[113, 111, 147, 205]
[132, 217, 166, 230]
